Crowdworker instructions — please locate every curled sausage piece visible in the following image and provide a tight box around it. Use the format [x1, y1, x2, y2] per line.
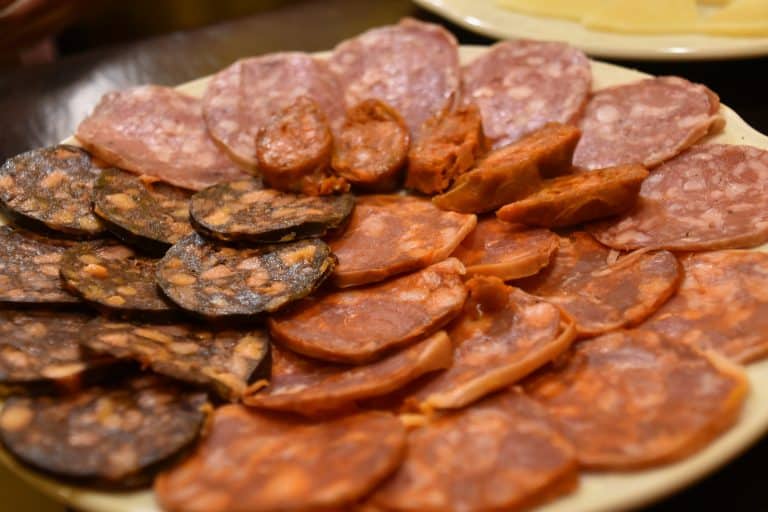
[155, 406, 406, 512]
[526, 329, 748, 469]
[332, 99, 410, 191]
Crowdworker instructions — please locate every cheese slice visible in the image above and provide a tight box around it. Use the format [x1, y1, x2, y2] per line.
[496, 0, 603, 22]
[583, 0, 699, 34]
[697, 0, 732, 5]
[700, 0, 768, 35]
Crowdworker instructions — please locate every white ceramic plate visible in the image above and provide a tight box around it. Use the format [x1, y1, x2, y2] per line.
[3, 45, 768, 512]
[415, 0, 768, 60]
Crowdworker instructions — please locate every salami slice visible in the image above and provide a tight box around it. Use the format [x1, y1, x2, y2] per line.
[329, 195, 476, 287]
[93, 168, 193, 256]
[244, 331, 451, 415]
[80, 318, 270, 400]
[0, 374, 208, 488]
[589, 144, 768, 251]
[269, 259, 466, 363]
[190, 179, 354, 243]
[573, 77, 722, 170]
[76, 85, 249, 191]
[329, 18, 460, 136]
[451, 217, 558, 281]
[368, 390, 578, 512]
[462, 40, 591, 149]
[526, 329, 748, 469]
[0, 145, 105, 237]
[155, 406, 405, 512]
[157, 234, 335, 318]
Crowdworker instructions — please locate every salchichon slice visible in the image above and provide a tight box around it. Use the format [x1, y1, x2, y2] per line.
[0, 145, 105, 237]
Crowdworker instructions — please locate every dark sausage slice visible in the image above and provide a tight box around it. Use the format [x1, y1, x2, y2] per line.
[93, 168, 193, 256]
[0, 145, 105, 237]
[0, 374, 208, 488]
[332, 99, 410, 191]
[157, 233, 335, 318]
[190, 179, 354, 243]
[155, 406, 406, 512]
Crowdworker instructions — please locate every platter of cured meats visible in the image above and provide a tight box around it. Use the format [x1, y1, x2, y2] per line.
[2, 18, 768, 512]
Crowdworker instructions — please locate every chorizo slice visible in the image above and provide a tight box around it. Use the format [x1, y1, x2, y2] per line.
[0, 145, 105, 237]
[155, 406, 406, 512]
[367, 390, 578, 512]
[526, 329, 748, 469]
[0, 374, 208, 488]
[332, 99, 410, 191]
[329, 195, 476, 287]
[432, 123, 581, 213]
[190, 179, 354, 243]
[243, 331, 452, 416]
[92, 168, 193, 256]
[80, 318, 270, 400]
[451, 217, 558, 281]
[496, 164, 649, 228]
[156, 234, 335, 318]
[270, 259, 466, 363]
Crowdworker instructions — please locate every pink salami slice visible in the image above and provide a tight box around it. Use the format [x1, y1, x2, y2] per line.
[76, 86, 248, 191]
[462, 40, 591, 149]
[573, 77, 722, 170]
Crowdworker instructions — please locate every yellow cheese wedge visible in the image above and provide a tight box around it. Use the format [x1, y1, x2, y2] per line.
[496, 0, 603, 22]
[697, 0, 732, 6]
[583, 0, 699, 34]
[699, 0, 768, 35]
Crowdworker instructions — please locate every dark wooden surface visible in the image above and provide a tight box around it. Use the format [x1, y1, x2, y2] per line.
[1, 0, 767, 509]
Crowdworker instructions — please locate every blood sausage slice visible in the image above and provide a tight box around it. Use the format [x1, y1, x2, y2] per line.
[81, 318, 270, 400]
[76, 85, 249, 191]
[190, 179, 354, 243]
[0, 145, 105, 237]
[526, 329, 748, 469]
[155, 406, 405, 512]
[462, 40, 591, 149]
[368, 390, 578, 512]
[329, 18, 460, 135]
[451, 217, 558, 281]
[573, 77, 722, 170]
[496, 164, 649, 228]
[589, 144, 768, 251]
[269, 259, 466, 363]
[329, 195, 476, 287]
[93, 168, 193, 255]
[244, 331, 452, 415]
[0, 374, 208, 488]
[157, 234, 335, 318]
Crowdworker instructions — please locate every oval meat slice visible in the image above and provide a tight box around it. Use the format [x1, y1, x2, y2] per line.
[589, 144, 768, 251]
[155, 406, 406, 512]
[526, 329, 748, 469]
[462, 40, 591, 149]
[328, 195, 476, 287]
[76, 85, 249, 191]
[269, 259, 466, 363]
[573, 77, 722, 170]
[368, 390, 578, 512]
[244, 331, 452, 416]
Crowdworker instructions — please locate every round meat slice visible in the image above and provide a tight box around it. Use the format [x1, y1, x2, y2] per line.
[329, 18, 460, 136]
[368, 390, 578, 512]
[244, 331, 452, 416]
[80, 318, 270, 400]
[462, 40, 591, 149]
[190, 179, 354, 243]
[526, 329, 748, 469]
[0, 145, 105, 237]
[155, 406, 406, 512]
[589, 144, 768, 251]
[60, 241, 175, 317]
[573, 77, 722, 170]
[93, 168, 193, 256]
[157, 234, 335, 318]
[451, 217, 558, 281]
[328, 195, 476, 287]
[76, 85, 249, 191]
[269, 259, 467, 363]
[0, 374, 208, 488]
